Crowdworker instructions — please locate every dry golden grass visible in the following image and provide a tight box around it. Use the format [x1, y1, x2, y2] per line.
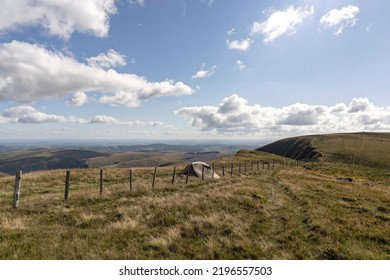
[0, 151, 389, 260]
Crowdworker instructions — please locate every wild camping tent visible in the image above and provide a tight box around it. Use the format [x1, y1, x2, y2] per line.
[180, 162, 220, 179]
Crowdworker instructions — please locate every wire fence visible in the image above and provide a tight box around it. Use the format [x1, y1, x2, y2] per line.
[2, 159, 304, 209]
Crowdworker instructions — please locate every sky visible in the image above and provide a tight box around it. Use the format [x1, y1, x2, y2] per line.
[0, 0, 389, 141]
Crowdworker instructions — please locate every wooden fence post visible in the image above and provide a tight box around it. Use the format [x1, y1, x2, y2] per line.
[257, 160, 259, 171]
[152, 167, 157, 188]
[171, 166, 176, 185]
[12, 170, 22, 208]
[129, 169, 133, 192]
[201, 165, 205, 181]
[222, 164, 225, 177]
[230, 163, 234, 176]
[244, 160, 247, 173]
[64, 170, 70, 201]
[251, 160, 254, 172]
[99, 169, 103, 195]
[212, 163, 215, 179]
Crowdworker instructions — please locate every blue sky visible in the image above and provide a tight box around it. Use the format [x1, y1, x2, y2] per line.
[0, 0, 389, 141]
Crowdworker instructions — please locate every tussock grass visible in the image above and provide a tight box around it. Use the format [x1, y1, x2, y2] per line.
[0, 151, 389, 259]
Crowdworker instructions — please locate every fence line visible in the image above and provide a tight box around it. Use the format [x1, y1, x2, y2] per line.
[12, 170, 22, 208]
[64, 170, 70, 201]
[99, 169, 103, 195]
[4, 158, 304, 207]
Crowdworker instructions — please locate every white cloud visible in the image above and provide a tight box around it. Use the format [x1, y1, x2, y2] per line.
[0, 0, 117, 39]
[176, 94, 390, 136]
[277, 104, 326, 125]
[236, 60, 246, 70]
[99, 92, 140, 107]
[320, 5, 359, 35]
[86, 49, 127, 69]
[1, 106, 83, 124]
[0, 41, 193, 106]
[251, 6, 314, 43]
[226, 38, 252, 51]
[67, 92, 89, 106]
[0, 106, 168, 127]
[347, 97, 372, 113]
[89, 115, 121, 124]
[192, 64, 217, 79]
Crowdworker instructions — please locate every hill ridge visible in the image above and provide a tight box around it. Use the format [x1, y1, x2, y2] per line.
[257, 132, 390, 167]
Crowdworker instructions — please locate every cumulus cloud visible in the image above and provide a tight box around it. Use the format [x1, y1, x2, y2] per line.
[320, 5, 359, 35]
[0, 41, 193, 106]
[277, 104, 326, 125]
[226, 38, 252, 51]
[0, 106, 168, 127]
[347, 97, 373, 113]
[192, 64, 217, 79]
[251, 6, 314, 43]
[86, 49, 127, 69]
[1, 106, 83, 124]
[99, 92, 140, 107]
[0, 0, 117, 39]
[176, 94, 390, 135]
[89, 115, 121, 124]
[67, 92, 89, 106]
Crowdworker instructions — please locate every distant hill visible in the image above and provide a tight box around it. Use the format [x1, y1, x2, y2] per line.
[0, 149, 107, 174]
[0, 143, 253, 175]
[257, 132, 390, 167]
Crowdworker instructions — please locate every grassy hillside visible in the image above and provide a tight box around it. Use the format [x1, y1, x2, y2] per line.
[257, 132, 390, 167]
[0, 150, 389, 260]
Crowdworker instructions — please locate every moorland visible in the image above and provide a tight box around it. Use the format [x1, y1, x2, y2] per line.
[0, 132, 389, 259]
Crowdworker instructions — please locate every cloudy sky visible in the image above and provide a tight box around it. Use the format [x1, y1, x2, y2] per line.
[0, 0, 389, 141]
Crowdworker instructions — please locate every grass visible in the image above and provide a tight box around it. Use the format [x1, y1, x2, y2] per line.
[0, 151, 389, 260]
[312, 132, 390, 167]
[258, 132, 390, 168]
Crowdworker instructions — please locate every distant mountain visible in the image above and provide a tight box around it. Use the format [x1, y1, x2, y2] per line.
[257, 132, 390, 167]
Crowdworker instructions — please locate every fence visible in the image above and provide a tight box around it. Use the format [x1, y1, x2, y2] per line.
[5, 159, 303, 209]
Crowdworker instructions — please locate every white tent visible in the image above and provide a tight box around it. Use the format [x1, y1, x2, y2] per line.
[180, 162, 220, 179]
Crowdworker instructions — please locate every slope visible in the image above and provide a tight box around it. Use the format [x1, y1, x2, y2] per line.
[0, 150, 389, 259]
[257, 132, 390, 167]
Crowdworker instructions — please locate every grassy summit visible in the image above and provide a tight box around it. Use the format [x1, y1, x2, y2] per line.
[0, 135, 389, 259]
